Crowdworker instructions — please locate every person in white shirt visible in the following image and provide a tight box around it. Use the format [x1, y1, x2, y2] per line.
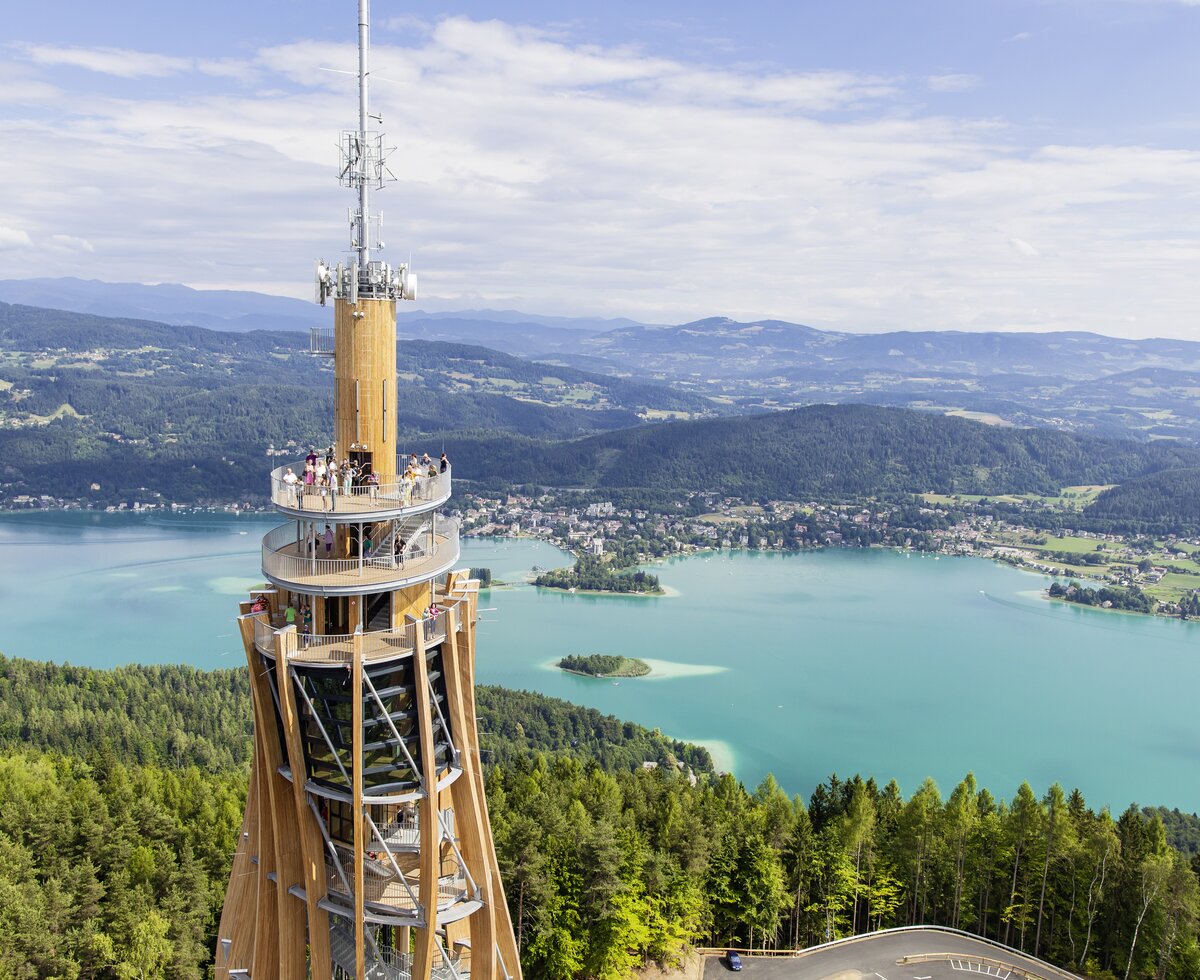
[282, 467, 299, 506]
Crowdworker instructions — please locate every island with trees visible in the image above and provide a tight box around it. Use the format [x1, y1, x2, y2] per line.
[534, 554, 663, 595]
[557, 653, 651, 678]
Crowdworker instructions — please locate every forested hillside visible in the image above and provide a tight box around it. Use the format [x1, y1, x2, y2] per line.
[1, 655, 1198, 979]
[456, 404, 1200, 499]
[0, 303, 708, 503]
[1081, 469, 1200, 532]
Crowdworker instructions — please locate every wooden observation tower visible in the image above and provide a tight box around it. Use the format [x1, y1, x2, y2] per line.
[215, 4, 521, 977]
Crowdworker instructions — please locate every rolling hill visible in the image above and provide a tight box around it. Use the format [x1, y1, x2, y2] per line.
[454, 403, 1200, 501]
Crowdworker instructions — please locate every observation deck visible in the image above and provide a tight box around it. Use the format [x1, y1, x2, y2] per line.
[270, 458, 450, 523]
[253, 612, 450, 666]
[261, 521, 460, 596]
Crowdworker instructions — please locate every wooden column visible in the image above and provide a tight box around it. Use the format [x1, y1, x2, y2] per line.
[241, 626, 306, 979]
[276, 627, 333, 977]
[459, 588, 522, 978]
[214, 748, 259, 977]
[411, 627, 440, 977]
[440, 605, 497, 980]
[242, 616, 280, 979]
[334, 296, 398, 480]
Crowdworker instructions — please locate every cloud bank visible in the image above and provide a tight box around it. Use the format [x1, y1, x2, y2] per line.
[3, 17, 1200, 338]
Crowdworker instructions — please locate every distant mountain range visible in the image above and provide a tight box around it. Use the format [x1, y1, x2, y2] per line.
[3, 298, 1199, 529]
[6, 277, 1200, 442]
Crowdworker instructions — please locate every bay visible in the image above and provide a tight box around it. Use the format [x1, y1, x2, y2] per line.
[1, 511, 1197, 812]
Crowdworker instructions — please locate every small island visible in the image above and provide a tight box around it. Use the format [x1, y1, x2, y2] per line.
[558, 654, 652, 678]
[534, 555, 663, 595]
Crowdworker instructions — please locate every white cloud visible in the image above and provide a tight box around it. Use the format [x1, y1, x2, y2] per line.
[1, 18, 1199, 339]
[927, 73, 980, 93]
[0, 226, 33, 250]
[17, 43, 192, 78]
[47, 234, 94, 253]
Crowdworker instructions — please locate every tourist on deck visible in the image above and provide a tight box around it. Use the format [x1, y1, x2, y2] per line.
[367, 470, 379, 500]
[250, 594, 268, 614]
[408, 452, 419, 470]
[393, 536, 406, 568]
[400, 470, 414, 506]
[327, 459, 339, 511]
[424, 602, 442, 640]
[303, 461, 316, 502]
[421, 452, 432, 466]
[324, 525, 334, 554]
[439, 452, 449, 474]
[282, 467, 299, 506]
[285, 601, 297, 627]
[306, 525, 317, 558]
[301, 604, 312, 636]
[306, 448, 317, 468]
[342, 461, 355, 496]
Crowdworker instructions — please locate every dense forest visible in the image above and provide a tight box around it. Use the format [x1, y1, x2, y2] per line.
[534, 555, 663, 594]
[1081, 469, 1200, 533]
[456, 404, 1200, 500]
[1, 655, 1199, 979]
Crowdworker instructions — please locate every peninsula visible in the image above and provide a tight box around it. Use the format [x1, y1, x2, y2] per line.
[534, 554, 663, 595]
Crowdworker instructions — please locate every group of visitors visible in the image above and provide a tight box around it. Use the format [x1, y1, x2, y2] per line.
[423, 601, 443, 640]
[280, 449, 450, 511]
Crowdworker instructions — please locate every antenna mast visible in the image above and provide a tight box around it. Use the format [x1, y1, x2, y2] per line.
[313, 0, 417, 306]
[356, 0, 371, 270]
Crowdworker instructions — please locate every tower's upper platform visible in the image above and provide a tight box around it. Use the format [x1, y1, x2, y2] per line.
[270, 456, 451, 523]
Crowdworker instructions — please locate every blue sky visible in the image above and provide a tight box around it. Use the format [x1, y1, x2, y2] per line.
[3, 0, 1200, 336]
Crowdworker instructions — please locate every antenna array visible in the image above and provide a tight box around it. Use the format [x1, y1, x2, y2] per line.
[315, 0, 415, 305]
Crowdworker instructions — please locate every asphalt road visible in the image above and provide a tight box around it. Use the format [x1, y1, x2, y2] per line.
[703, 929, 1080, 980]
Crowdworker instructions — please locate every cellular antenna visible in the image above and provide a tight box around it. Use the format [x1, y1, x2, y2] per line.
[314, 0, 416, 306]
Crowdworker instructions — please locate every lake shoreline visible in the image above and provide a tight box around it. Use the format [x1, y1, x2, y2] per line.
[2, 514, 1198, 812]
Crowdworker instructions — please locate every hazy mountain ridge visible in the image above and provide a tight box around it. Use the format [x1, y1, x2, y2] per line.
[8, 279, 1200, 441]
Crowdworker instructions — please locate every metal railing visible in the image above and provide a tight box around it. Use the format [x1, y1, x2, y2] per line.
[437, 875, 470, 908]
[253, 602, 461, 665]
[422, 608, 449, 644]
[326, 846, 470, 914]
[270, 458, 450, 516]
[261, 520, 460, 590]
[377, 811, 420, 849]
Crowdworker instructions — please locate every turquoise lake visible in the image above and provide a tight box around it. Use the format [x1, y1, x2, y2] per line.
[2, 511, 1197, 812]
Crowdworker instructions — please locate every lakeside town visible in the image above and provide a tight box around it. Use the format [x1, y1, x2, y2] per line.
[456, 487, 1200, 618]
[9, 479, 1200, 618]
